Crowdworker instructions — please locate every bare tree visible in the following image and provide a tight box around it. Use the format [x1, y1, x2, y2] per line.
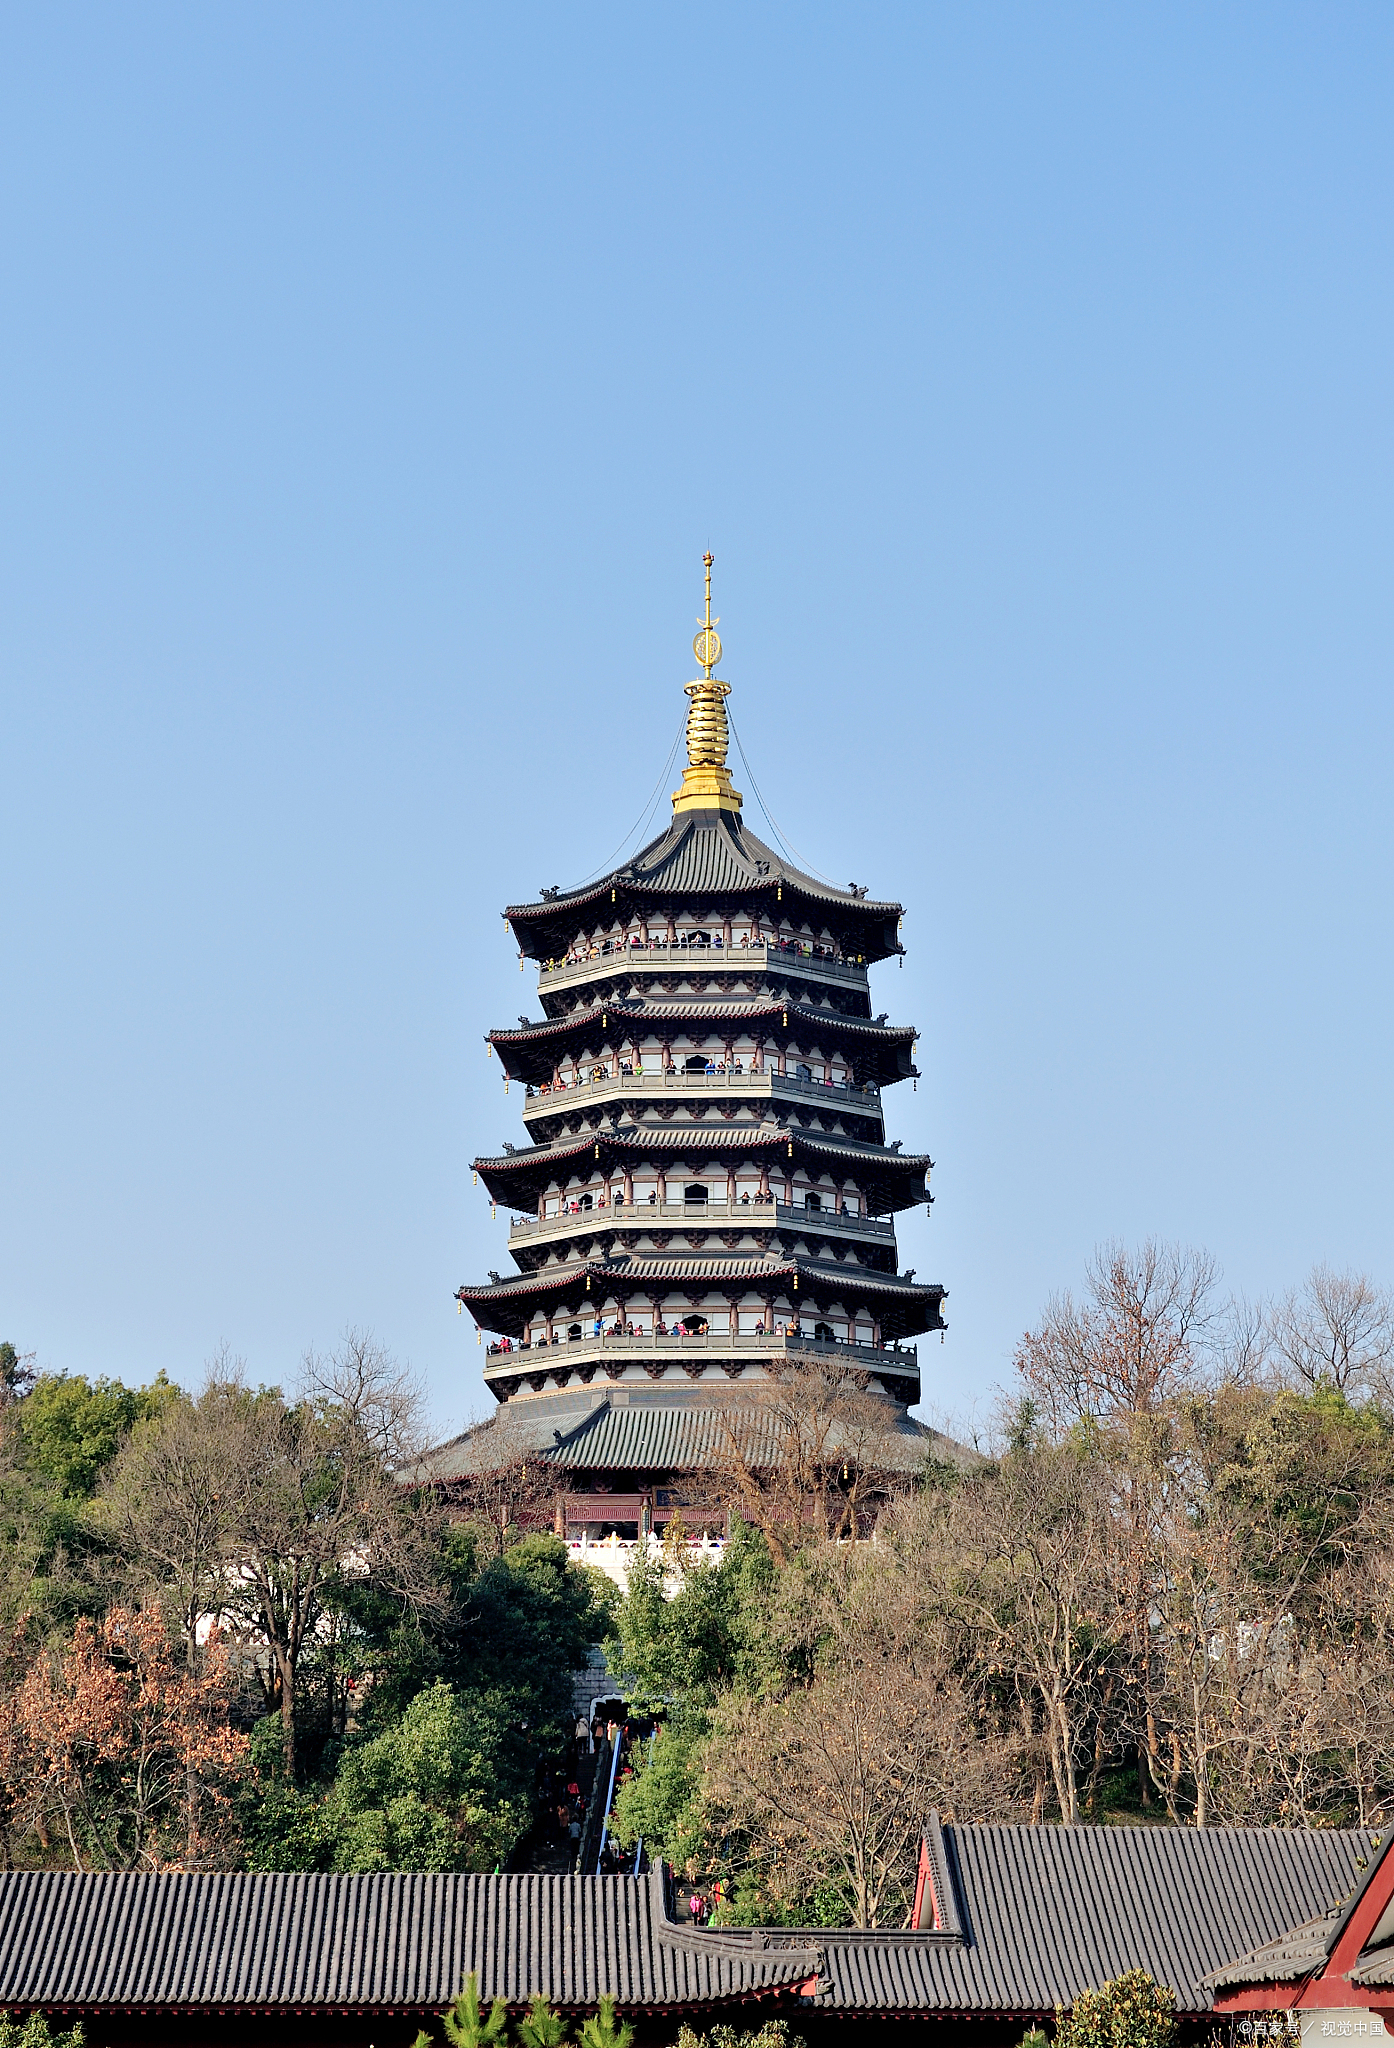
[100, 1333, 445, 1775]
[92, 1360, 241, 1668]
[705, 1540, 1019, 1927]
[219, 1333, 445, 1770]
[1270, 1264, 1394, 1398]
[709, 1358, 900, 1567]
[931, 1445, 1125, 1826]
[1015, 1240, 1219, 1432]
[431, 1404, 572, 1558]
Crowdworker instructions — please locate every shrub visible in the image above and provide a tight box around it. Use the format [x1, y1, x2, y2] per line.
[1055, 1971, 1176, 2048]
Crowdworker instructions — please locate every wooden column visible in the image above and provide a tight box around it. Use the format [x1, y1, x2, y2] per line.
[623, 1167, 634, 1203]
[726, 1168, 737, 1206]
[656, 1169, 667, 1203]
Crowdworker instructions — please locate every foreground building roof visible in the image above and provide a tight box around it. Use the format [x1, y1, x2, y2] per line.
[1206, 1816, 1394, 2012]
[0, 1823, 1373, 2026]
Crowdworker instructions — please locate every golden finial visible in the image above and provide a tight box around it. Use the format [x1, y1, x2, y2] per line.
[694, 551, 722, 677]
[673, 552, 742, 816]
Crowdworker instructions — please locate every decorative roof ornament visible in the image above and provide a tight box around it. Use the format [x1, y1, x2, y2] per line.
[673, 551, 744, 817]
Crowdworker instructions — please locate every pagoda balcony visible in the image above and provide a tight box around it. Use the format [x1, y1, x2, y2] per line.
[504, 1197, 898, 1248]
[535, 939, 871, 997]
[520, 1067, 887, 1122]
[482, 1326, 919, 1381]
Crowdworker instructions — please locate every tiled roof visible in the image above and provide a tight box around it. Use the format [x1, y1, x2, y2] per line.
[876, 1824, 1370, 2017]
[1203, 1910, 1342, 1990]
[412, 1391, 956, 1483]
[0, 1869, 804, 2014]
[486, 1002, 915, 1049]
[541, 1399, 944, 1477]
[471, 1127, 930, 1176]
[456, 1255, 942, 1306]
[0, 1827, 1371, 2021]
[505, 813, 902, 924]
[1204, 1822, 1391, 1993]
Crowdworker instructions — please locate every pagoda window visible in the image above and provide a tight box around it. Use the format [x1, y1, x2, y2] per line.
[796, 1061, 812, 1082]
[683, 1183, 708, 1206]
[804, 1190, 822, 1211]
[813, 1321, 836, 1343]
[684, 1054, 708, 1074]
[568, 1324, 582, 1342]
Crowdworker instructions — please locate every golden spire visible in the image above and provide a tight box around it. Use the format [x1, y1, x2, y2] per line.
[673, 551, 743, 816]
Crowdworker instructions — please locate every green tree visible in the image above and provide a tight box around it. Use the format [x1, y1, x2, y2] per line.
[1055, 1972, 1175, 2048]
[19, 1372, 176, 1499]
[0, 1343, 36, 1402]
[608, 1522, 780, 1877]
[0, 1369, 173, 1643]
[456, 1534, 614, 1752]
[517, 1994, 569, 2047]
[675, 2024, 806, 2048]
[577, 1997, 634, 2048]
[244, 1682, 529, 1873]
[441, 1972, 508, 2048]
[0, 2018, 85, 2048]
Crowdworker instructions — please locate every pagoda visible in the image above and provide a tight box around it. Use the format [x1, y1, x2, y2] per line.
[427, 559, 949, 1540]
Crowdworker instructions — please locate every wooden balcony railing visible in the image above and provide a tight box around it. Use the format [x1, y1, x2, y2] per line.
[521, 1068, 885, 1115]
[535, 940, 871, 995]
[482, 1327, 920, 1376]
[505, 1198, 896, 1245]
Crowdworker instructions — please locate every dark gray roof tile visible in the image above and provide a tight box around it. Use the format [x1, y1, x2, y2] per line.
[0, 1827, 1369, 2021]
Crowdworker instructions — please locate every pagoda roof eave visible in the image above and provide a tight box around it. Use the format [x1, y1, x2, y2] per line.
[505, 875, 903, 923]
[470, 1126, 932, 1199]
[454, 1255, 946, 1337]
[488, 1002, 915, 1051]
[501, 811, 903, 948]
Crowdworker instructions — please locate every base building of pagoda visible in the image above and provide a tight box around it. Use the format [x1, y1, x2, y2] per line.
[422, 566, 954, 1539]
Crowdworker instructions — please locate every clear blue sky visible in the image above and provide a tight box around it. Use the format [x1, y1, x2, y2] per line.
[3, 5, 1392, 1441]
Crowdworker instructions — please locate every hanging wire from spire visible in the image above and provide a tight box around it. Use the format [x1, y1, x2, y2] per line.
[726, 707, 842, 887]
[569, 711, 688, 887]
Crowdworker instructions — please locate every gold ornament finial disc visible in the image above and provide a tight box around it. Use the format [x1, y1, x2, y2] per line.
[693, 624, 722, 670]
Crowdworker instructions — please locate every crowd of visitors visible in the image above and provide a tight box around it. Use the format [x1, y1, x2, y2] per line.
[546, 931, 854, 970]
